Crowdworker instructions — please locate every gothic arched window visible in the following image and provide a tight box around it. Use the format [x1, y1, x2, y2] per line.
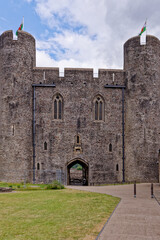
[94, 95, 104, 121]
[53, 94, 63, 120]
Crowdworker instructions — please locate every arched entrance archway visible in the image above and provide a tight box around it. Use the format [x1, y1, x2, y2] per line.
[67, 159, 89, 185]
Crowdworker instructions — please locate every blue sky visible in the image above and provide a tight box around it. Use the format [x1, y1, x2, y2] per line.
[0, 0, 45, 37]
[1, 0, 160, 72]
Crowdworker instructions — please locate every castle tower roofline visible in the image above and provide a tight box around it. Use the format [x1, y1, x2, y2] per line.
[124, 34, 159, 48]
[0, 30, 13, 38]
[124, 34, 160, 70]
[0, 30, 35, 41]
[16, 30, 35, 39]
[0, 29, 36, 66]
[0, 30, 13, 44]
[0, 30, 35, 48]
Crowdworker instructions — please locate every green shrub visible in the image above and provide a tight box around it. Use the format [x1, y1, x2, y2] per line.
[77, 165, 82, 170]
[17, 184, 21, 188]
[46, 180, 65, 190]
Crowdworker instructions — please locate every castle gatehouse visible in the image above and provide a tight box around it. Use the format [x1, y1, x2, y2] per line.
[0, 30, 160, 185]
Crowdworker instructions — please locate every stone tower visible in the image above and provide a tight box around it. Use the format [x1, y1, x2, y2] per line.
[0, 30, 35, 182]
[124, 35, 160, 182]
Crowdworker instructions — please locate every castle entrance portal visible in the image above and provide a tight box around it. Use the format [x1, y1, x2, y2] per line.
[67, 159, 89, 185]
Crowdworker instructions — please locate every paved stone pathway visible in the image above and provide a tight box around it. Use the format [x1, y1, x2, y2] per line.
[154, 183, 160, 204]
[67, 183, 160, 240]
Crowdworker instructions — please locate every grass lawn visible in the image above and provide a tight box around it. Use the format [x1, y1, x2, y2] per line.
[0, 189, 120, 240]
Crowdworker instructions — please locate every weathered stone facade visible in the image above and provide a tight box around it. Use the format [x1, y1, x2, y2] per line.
[0, 30, 159, 185]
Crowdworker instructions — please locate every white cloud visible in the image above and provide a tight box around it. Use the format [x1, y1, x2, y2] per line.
[35, 0, 108, 35]
[36, 49, 112, 74]
[36, 30, 112, 70]
[34, 0, 160, 70]
[36, 50, 55, 67]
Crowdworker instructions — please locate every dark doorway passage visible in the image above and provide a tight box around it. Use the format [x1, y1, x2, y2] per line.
[67, 159, 89, 186]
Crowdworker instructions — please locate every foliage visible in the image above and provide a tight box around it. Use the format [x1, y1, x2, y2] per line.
[71, 163, 82, 170]
[0, 182, 48, 190]
[77, 165, 82, 170]
[0, 181, 136, 191]
[0, 181, 64, 191]
[46, 180, 65, 190]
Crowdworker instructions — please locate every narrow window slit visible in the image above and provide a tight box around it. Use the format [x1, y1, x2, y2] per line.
[77, 135, 80, 144]
[12, 125, 15, 136]
[44, 142, 47, 150]
[116, 164, 119, 172]
[109, 143, 112, 152]
[37, 163, 40, 170]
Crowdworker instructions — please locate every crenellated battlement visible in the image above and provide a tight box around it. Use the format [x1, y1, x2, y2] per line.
[98, 69, 125, 85]
[0, 30, 13, 40]
[0, 30, 35, 48]
[0, 30, 36, 68]
[124, 35, 160, 49]
[0, 30, 13, 48]
[33, 66, 125, 86]
[124, 35, 160, 71]
[0, 30, 125, 86]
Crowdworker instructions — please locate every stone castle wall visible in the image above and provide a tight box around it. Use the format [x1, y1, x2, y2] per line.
[0, 30, 159, 184]
[124, 35, 160, 182]
[33, 68, 125, 184]
[0, 30, 35, 182]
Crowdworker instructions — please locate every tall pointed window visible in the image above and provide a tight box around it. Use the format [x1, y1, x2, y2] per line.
[94, 95, 104, 121]
[53, 94, 63, 120]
